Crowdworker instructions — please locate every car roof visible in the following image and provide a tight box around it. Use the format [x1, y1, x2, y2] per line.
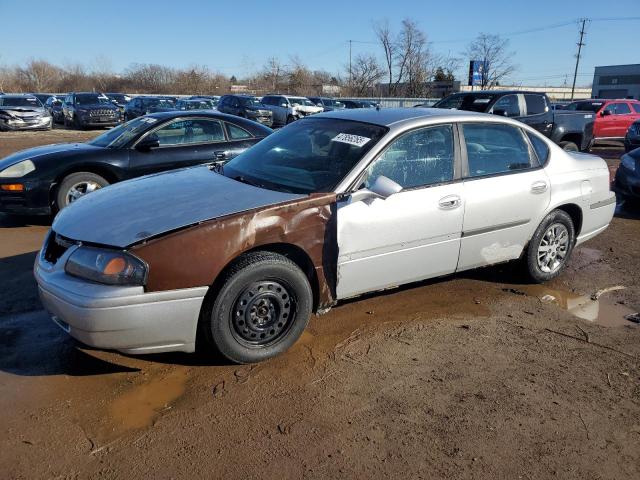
[0, 93, 40, 98]
[145, 110, 243, 121]
[319, 107, 487, 127]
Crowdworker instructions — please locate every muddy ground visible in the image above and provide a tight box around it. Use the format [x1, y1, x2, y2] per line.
[0, 130, 639, 479]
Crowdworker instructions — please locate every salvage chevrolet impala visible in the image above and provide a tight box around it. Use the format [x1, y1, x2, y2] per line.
[34, 108, 616, 363]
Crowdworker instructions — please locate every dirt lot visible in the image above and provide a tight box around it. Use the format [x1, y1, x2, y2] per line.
[0, 130, 639, 479]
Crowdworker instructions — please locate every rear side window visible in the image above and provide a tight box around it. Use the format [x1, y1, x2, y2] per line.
[462, 123, 535, 177]
[632, 104, 640, 113]
[227, 123, 252, 140]
[526, 132, 548, 165]
[525, 95, 547, 115]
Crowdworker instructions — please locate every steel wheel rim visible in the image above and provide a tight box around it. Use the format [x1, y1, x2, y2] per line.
[537, 223, 569, 273]
[231, 280, 295, 347]
[66, 181, 101, 205]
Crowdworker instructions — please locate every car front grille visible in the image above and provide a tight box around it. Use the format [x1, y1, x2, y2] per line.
[42, 231, 76, 265]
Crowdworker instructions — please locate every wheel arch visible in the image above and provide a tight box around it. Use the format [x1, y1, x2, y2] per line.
[205, 242, 321, 313]
[553, 203, 583, 236]
[49, 164, 123, 208]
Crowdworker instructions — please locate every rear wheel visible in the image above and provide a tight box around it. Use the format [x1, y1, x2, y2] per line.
[524, 210, 575, 282]
[201, 251, 312, 364]
[55, 172, 109, 210]
[559, 141, 579, 152]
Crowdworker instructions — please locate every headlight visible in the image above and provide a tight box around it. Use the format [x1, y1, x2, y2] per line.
[621, 155, 636, 172]
[65, 246, 148, 286]
[0, 159, 35, 178]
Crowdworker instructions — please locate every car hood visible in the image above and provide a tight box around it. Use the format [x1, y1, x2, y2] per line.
[293, 105, 323, 114]
[76, 103, 118, 110]
[0, 142, 103, 170]
[0, 106, 47, 117]
[52, 165, 305, 248]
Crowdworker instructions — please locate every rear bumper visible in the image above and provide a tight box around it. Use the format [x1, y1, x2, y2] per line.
[34, 245, 207, 354]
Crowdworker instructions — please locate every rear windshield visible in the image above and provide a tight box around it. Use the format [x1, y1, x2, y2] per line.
[434, 93, 497, 112]
[564, 101, 605, 112]
[0, 96, 42, 107]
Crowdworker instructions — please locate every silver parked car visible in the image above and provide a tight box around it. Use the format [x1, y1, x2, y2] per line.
[35, 108, 615, 363]
[260, 94, 323, 127]
[0, 94, 52, 131]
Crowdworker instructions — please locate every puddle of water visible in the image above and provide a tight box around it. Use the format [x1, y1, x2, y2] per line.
[107, 367, 189, 435]
[520, 285, 637, 327]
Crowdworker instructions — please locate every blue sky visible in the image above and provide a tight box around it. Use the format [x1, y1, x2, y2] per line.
[1, 0, 638, 86]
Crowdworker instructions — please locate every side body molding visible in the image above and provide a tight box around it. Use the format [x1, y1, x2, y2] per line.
[131, 193, 338, 311]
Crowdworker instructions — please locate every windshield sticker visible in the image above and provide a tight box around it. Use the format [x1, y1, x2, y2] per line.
[331, 133, 371, 147]
[26, 97, 37, 101]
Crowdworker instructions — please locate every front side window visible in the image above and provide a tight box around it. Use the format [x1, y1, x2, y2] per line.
[524, 94, 547, 115]
[152, 119, 225, 146]
[604, 103, 631, 115]
[632, 104, 640, 114]
[463, 123, 536, 177]
[223, 117, 388, 194]
[363, 125, 455, 189]
[491, 95, 520, 117]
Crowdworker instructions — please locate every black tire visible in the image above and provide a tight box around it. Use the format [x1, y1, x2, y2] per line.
[63, 115, 69, 128]
[201, 251, 312, 364]
[55, 172, 109, 211]
[559, 141, 579, 152]
[524, 210, 575, 283]
[73, 115, 83, 130]
[286, 115, 295, 125]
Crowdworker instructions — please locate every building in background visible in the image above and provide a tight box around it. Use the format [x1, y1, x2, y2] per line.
[592, 64, 640, 100]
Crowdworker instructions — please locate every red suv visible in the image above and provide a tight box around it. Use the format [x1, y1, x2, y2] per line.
[565, 99, 640, 147]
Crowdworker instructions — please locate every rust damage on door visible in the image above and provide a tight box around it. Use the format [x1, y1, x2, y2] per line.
[131, 193, 338, 311]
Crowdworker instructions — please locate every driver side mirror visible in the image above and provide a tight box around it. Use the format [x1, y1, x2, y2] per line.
[600, 109, 611, 117]
[493, 108, 509, 117]
[135, 135, 160, 151]
[350, 175, 403, 202]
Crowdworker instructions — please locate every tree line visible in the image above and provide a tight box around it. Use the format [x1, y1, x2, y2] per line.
[0, 20, 514, 97]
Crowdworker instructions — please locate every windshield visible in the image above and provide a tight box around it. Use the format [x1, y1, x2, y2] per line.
[185, 100, 214, 110]
[434, 93, 497, 112]
[108, 94, 127, 103]
[76, 94, 112, 106]
[288, 97, 315, 107]
[87, 116, 157, 148]
[564, 101, 604, 112]
[324, 99, 345, 108]
[143, 98, 175, 108]
[241, 97, 263, 108]
[0, 96, 42, 107]
[223, 117, 388, 194]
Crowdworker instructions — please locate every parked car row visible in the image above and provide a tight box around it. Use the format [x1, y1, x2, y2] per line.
[0, 94, 53, 131]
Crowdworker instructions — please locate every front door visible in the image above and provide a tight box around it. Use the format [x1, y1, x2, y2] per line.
[456, 122, 551, 271]
[129, 117, 228, 176]
[597, 102, 633, 138]
[336, 124, 464, 299]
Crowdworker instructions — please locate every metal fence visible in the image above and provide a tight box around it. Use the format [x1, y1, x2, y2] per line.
[344, 97, 440, 108]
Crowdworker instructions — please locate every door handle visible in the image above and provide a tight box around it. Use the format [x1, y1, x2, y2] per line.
[438, 195, 461, 210]
[531, 181, 548, 194]
[213, 151, 227, 160]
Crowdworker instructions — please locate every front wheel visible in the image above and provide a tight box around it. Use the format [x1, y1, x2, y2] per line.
[524, 210, 575, 282]
[55, 172, 109, 211]
[201, 252, 312, 364]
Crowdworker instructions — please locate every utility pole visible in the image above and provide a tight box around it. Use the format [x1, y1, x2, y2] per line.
[348, 40, 352, 89]
[571, 18, 588, 101]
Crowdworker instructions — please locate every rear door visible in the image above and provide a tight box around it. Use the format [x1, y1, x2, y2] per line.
[520, 94, 553, 137]
[128, 117, 230, 176]
[457, 122, 551, 271]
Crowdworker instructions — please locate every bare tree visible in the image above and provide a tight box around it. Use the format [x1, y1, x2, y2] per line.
[465, 33, 515, 89]
[262, 57, 286, 92]
[348, 54, 383, 96]
[15, 59, 62, 92]
[374, 20, 395, 94]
